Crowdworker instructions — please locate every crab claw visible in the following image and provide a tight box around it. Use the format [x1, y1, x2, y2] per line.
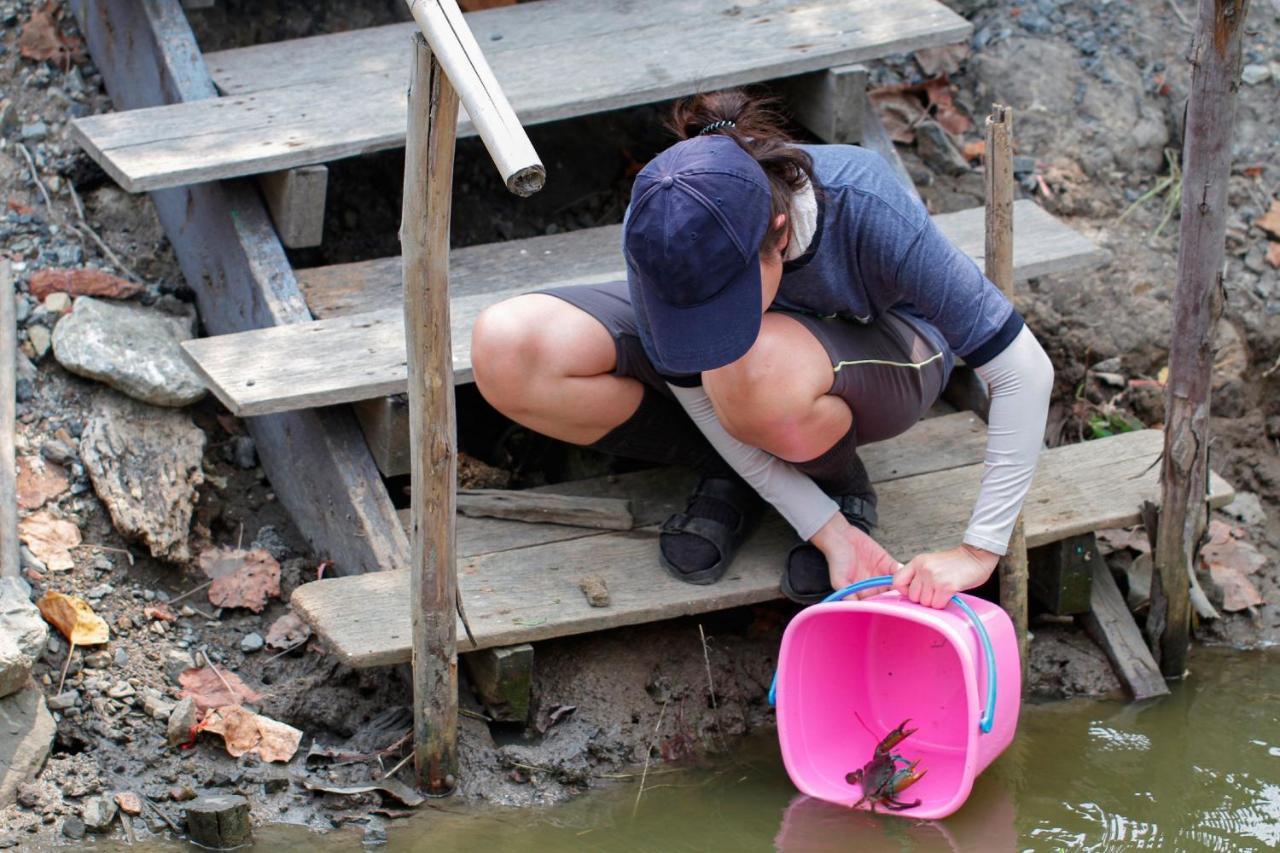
[889, 765, 927, 795]
[876, 718, 917, 754]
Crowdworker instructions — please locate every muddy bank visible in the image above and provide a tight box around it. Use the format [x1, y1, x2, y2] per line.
[1, 0, 1278, 848]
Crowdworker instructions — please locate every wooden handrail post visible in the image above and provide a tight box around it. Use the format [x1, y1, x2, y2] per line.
[405, 0, 545, 196]
[1, 259, 18, 579]
[984, 104, 1029, 684]
[1152, 0, 1247, 678]
[403, 33, 462, 794]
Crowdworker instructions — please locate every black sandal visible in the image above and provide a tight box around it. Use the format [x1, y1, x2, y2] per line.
[659, 475, 763, 585]
[781, 495, 879, 604]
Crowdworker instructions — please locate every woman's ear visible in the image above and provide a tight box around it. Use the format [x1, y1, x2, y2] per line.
[773, 212, 789, 255]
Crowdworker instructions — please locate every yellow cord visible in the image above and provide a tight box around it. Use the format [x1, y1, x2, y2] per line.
[831, 350, 944, 373]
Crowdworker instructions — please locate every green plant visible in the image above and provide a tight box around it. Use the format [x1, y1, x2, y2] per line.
[1117, 148, 1183, 236]
[1086, 410, 1144, 440]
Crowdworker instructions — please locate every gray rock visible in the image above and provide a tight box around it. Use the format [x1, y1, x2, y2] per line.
[82, 796, 118, 832]
[914, 120, 971, 177]
[83, 650, 111, 669]
[165, 649, 195, 683]
[240, 633, 265, 654]
[0, 688, 56, 808]
[114, 648, 129, 668]
[51, 296, 206, 407]
[1222, 491, 1267, 527]
[61, 817, 85, 840]
[0, 579, 48, 700]
[167, 697, 198, 747]
[19, 121, 47, 142]
[1241, 64, 1271, 86]
[79, 391, 206, 563]
[25, 325, 50, 361]
[250, 525, 290, 561]
[18, 546, 44, 575]
[41, 439, 77, 466]
[46, 690, 80, 711]
[144, 693, 175, 720]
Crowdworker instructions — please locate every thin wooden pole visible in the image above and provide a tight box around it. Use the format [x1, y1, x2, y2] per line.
[403, 33, 461, 793]
[984, 105, 1029, 682]
[405, 0, 545, 196]
[1152, 0, 1248, 678]
[1, 259, 18, 579]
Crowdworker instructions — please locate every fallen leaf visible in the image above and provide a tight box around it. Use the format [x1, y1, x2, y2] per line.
[198, 705, 302, 763]
[961, 139, 986, 161]
[265, 611, 311, 649]
[868, 90, 924, 144]
[143, 603, 178, 623]
[178, 666, 263, 712]
[921, 76, 972, 136]
[28, 268, 143, 301]
[1256, 200, 1280, 240]
[300, 778, 424, 807]
[199, 548, 280, 613]
[15, 455, 69, 510]
[1266, 242, 1280, 269]
[1208, 564, 1264, 612]
[914, 43, 969, 77]
[17, 1, 85, 67]
[534, 703, 577, 735]
[18, 510, 81, 571]
[1201, 520, 1267, 576]
[37, 590, 109, 645]
[1096, 527, 1151, 555]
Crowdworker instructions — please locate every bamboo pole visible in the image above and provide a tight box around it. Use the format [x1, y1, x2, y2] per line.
[1, 259, 18, 579]
[405, 0, 545, 197]
[403, 33, 461, 793]
[983, 105, 1029, 682]
[1152, 0, 1248, 678]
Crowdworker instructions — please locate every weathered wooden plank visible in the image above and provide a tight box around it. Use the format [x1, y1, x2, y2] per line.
[71, 0, 971, 191]
[1028, 533, 1095, 616]
[70, 0, 409, 577]
[779, 64, 870, 146]
[184, 201, 1106, 417]
[457, 490, 636, 530]
[463, 643, 533, 723]
[291, 430, 1236, 666]
[0, 260, 17, 578]
[1081, 545, 1170, 701]
[258, 165, 328, 249]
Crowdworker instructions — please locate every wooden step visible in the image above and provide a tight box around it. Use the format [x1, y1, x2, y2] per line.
[181, 200, 1108, 417]
[290, 428, 1234, 666]
[71, 0, 970, 192]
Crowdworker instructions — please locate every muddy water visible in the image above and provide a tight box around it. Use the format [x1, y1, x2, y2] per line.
[116, 646, 1277, 851]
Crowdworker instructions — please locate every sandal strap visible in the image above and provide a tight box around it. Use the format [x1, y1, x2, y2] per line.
[661, 512, 741, 541]
[836, 495, 878, 531]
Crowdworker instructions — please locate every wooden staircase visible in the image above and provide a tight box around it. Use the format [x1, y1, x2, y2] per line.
[64, 0, 1227, 677]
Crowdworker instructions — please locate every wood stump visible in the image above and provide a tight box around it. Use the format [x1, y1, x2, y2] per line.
[184, 795, 251, 849]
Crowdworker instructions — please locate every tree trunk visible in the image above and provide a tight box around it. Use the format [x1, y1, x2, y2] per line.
[0, 260, 17, 579]
[403, 33, 461, 793]
[1151, 0, 1248, 678]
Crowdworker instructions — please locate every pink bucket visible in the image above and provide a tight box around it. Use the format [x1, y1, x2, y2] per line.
[770, 576, 1019, 820]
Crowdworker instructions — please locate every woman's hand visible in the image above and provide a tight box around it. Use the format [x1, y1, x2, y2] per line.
[809, 513, 901, 597]
[892, 544, 1000, 609]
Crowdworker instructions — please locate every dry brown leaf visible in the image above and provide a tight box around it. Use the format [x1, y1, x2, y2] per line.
[178, 666, 264, 713]
[18, 510, 81, 571]
[868, 90, 924, 144]
[1208, 564, 1264, 612]
[200, 548, 280, 613]
[299, 777, 425, 807]
[37, 590, 110, 645]
[1256, 200, 1280, 240]
[265, 611, 312, 650]
[15, 456, 69, 510]
[915, 43, 970, 77]
[198, 705, 302, 763]
[17, 1, 85, 67]
[1201, 520, 1267, 576]
[1096, 527, 1152, 555]
[28, 268, 143, 301]
[1266, 242, 1280, 269]
[143, 603, 178, 623]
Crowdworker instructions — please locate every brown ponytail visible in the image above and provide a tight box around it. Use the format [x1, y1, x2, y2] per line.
[668, 89, 814, 256]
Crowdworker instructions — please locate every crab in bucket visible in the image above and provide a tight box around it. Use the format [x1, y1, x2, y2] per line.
[845, 717, 927, 812]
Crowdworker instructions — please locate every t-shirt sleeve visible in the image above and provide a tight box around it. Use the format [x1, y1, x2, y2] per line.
[888, 213, 1024, 367]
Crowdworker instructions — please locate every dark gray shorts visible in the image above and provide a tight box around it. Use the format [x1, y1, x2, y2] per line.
[540, 280, 949, 446]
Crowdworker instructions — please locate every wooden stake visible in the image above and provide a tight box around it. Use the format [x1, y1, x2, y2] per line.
[403, 33, 461, 794]
[1152, 0, 1247, 678]
[984, 105, 1029, 682]
[405, 0, 545, 196]
[0, 259, 18, 579]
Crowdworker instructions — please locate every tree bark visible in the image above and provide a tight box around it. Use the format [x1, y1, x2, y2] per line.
[1151, 0, 1248, 678]
[0, 260, 18, 579]
[984, 104, 1029, 685]
[403, 33, 461, 793]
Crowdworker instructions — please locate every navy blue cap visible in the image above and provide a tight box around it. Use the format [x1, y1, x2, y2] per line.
[624, 135, 771, 376]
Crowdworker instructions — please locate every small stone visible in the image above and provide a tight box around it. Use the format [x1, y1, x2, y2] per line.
[240, 633, 265, 654]
[84, 650, 111, 669]
[114, 791, 143, 816]
[41, 439, 76, 466]
[106, 681, 135, 699]
[0, 832, 16, 848]
[17, 546, 44, 575]
[47, 686, 79, 706]
[578, 576, 611, 608]
[113, 648, 128, 668]
[60, 817, 85, 840]
[20, 121, 47, 142]
[144, 694, 175, 720]
[1221, 491, 1267, 527]
[43, 292, 71, 314]
[86, 583, 113, 600]
[167, 697, 197, 747]
[0, 578, 48, 700]
[169, 785, 197, 802]
[0, 689, 55, 809]
[1241, 63, 1271, 86]
[82, 796, 118, 832]
[25, 325, 50, 360]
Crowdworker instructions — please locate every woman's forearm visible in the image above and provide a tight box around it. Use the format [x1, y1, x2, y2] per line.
[965, 325, 1054, 554]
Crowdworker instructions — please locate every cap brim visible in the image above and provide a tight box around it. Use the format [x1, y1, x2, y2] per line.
[630, 261, 762, 376]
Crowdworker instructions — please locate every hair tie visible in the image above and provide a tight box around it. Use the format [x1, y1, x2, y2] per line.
[698, 119, 736, 136]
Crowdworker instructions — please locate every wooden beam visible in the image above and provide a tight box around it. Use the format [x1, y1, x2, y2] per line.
[404, 34, 461, 795]
[457, 490, 635, 530]
[1028, 534, 1096, 616]
[257, 165, 328, 249]
[69, 0, 409, 577]
[780, 63, 869, 145]
[0, 259, 17, 578]
[1081, 549, 1169, 701]
[463, 643, 533, 723]
[1152, 0, 1244, 678]
[353, 396, 411, 478]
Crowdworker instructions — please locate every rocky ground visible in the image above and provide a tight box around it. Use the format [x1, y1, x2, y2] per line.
[0, 0, 1278, 848]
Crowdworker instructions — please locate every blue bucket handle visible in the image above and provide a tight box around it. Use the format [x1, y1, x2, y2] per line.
[766, 575, 997, 734]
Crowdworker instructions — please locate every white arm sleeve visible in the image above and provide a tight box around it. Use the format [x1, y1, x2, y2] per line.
[965, 325, 1054, 555]
[668, 383, 840, 541]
